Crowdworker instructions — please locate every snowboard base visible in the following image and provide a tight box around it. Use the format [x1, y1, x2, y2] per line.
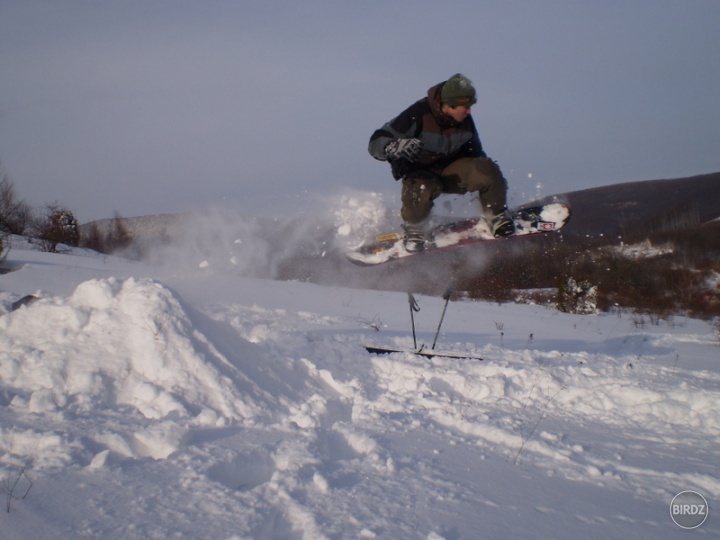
[346, 202, 570, 266]
[364, 345, 483, 361]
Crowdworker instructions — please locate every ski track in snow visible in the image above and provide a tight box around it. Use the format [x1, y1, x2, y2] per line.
[0, 242, 719, 539]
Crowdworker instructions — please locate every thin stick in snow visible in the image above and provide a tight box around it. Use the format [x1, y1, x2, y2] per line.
[512, 387, 565, 465]
[408, 292, 420, 350]
[3, 457, 33, 513]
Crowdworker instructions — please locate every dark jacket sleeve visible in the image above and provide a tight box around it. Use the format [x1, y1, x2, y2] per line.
[368, 102, 424, 161]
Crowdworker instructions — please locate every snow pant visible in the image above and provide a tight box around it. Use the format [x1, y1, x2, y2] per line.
[400, 157, 508, 224]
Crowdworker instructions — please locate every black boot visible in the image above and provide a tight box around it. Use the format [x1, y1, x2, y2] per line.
[402, 223, 426, 253]
[490, 211, 515, 238]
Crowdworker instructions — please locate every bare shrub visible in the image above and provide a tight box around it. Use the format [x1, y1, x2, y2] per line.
[557, 276, 598, 314]
[105, 212, 132, 252]
[80, 222, 105, 252]
[0, 174, 32, 235]
[0, 233, 7, 269]
[80, 212, 132, 254]
[33, 204, 80, 252]
[453, 223, 719, 319]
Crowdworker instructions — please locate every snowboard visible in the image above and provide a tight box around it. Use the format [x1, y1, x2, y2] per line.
[364, 345, 484, 361]
[346, 202, 570, 266]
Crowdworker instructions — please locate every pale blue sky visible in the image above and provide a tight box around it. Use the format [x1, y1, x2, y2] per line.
[1, 0, 719, 222]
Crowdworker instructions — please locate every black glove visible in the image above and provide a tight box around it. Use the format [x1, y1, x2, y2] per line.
[390, 158, 412, 180]
[385, 138, 422, 162]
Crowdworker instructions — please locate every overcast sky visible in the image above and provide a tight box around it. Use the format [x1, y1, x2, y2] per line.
[1, 0, 719, 222]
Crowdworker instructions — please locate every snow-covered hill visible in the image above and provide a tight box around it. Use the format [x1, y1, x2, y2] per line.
[1, 235, 719, 539]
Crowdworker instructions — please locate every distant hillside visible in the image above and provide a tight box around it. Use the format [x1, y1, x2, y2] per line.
[80, 213, 187, 243]
[82, 172, 720, 249]
[78, 172, 720, 296]
[548, 172, 720, 242]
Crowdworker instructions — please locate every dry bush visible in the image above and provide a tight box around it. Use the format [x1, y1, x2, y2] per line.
[79, 213, 132, 254]
[0, 175, 32, 235]
[454, 225, 719, 318]
[557, 276, 598, 314]
[0, 233, 7, 269]
[32, 204, 80, 252]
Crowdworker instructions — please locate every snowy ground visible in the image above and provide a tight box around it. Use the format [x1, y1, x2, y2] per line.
[1, 234, 719, 539]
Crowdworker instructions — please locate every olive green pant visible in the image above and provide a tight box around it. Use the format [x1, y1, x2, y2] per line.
[400, 157, 508, 224]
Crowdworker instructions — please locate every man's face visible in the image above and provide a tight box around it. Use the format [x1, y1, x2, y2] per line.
[441, 104, 472, 122]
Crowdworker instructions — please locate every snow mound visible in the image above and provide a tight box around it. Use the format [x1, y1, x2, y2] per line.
[0, 277, 259, 435]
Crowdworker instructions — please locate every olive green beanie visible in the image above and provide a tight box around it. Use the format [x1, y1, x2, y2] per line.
[440, 73, 477, 107]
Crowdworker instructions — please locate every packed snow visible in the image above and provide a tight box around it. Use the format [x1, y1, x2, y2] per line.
[1, 219, 719, 539]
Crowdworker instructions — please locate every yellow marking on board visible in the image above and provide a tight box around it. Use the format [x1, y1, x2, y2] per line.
[375, 232, 401, 242]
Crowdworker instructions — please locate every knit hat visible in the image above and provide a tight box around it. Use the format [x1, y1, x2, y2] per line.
[440, 73, 477, 107]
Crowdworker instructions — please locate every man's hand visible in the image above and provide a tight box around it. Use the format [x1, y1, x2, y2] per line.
[385, 138, 422, 162]
[390, 158, 411, 180]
